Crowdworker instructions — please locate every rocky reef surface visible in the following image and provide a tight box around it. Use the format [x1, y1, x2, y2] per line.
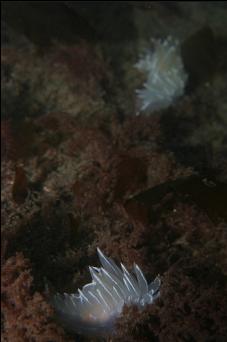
[2, 2, 227, 341]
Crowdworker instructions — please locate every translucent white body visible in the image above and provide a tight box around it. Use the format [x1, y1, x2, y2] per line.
[135, 36, 188, 113]
[52, 248, 161, 335]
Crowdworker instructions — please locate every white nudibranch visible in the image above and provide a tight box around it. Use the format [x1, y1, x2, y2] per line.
[135, 36, 188, 113]
[52, 248, 161, 336]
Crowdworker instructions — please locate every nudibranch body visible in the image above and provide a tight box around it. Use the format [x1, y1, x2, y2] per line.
[135, 36, 188, 113]
[52, 248, 161, 336]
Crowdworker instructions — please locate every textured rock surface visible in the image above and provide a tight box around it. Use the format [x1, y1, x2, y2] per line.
[2, 2, 227, 341]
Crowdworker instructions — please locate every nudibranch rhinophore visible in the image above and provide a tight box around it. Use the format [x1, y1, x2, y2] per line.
[52, 248, 161, 336]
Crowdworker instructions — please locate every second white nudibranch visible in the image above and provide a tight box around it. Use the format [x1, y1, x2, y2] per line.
[135, 36, 188, 113]
[52, 248, 161, 336]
